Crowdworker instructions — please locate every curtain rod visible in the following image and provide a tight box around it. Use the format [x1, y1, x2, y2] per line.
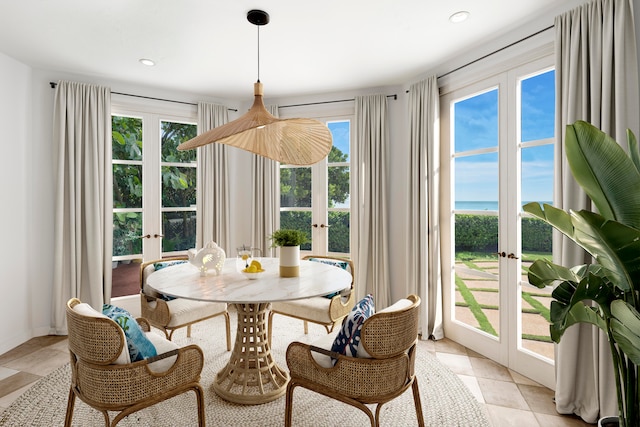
[48, 82, 238, 112]
[437, 24, 554, 80]
[279, 94, 397, 109]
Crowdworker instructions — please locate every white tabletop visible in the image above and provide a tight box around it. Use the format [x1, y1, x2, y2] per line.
[146, 257, 352, 304]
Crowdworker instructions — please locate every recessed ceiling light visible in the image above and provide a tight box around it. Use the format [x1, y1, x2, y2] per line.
[449, 11, 470, 23]
[139, 58, 155, 66]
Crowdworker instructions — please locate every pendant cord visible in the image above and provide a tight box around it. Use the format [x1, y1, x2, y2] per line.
[257, 25, 261, 82]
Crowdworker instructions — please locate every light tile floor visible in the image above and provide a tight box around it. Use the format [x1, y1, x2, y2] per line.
[0, 335, 591, 426]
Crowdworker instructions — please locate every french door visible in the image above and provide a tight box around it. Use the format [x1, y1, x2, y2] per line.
[440, 56, 556, 388]
[111, 105, 197, 296]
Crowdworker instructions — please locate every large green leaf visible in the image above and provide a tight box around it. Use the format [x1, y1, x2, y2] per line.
[551, 269, 615, 330]
[565, 121, 640, 228]
[525, 204, 640, 294]
[528, 260, 615, 341]
[628, 129, 640, 174]
[528, 258, 581, 289]
[611, 300, 640, 365]
[570, 210, 640, 293]
[550, 300, 607, 342]
[523, 202, 574, 241]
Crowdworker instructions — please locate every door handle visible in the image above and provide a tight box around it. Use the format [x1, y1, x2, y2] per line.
[494, 251, 506, 258]
[154, 233, 164, 238]
[507, 253, 519, 259]
[139, 234, 151, 239]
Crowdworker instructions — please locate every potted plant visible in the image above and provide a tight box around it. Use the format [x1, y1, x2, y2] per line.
[269, 229, 309, 277]
[524, 120, 640, 427]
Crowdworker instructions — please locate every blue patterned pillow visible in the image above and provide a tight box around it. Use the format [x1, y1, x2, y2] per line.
[153, 260, 186, 270]
[307, 257, 350, 299]
[330, 294, 375, 363]
[102, 304, 157, 362]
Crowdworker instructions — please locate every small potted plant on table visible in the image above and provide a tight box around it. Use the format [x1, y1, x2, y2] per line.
[269, 229, 309, 277]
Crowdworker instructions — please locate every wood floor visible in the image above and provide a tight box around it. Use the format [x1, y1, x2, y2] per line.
[0, 332, 591, 426]
[111, 261, 141, 297]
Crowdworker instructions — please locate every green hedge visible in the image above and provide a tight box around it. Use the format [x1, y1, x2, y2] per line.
[454, 214, 551, 253]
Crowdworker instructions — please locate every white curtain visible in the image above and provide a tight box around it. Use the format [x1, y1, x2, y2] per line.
[353, 95, 391, 308]
[554, 0, 639, 422]
[251, 105, 279, 257]
[407, 76, 444, 340]
[51, 81, 112, 333]
[196, 103, 229, 253]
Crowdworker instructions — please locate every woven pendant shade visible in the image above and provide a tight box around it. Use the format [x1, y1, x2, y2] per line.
[178, 10, 332, 166]
[178, 82, 332, 165]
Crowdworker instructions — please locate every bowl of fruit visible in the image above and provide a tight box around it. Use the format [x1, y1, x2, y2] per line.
[242, 260, 265, 279]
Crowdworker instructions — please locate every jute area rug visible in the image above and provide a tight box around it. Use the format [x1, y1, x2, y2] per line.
[0, 310, 490, 426]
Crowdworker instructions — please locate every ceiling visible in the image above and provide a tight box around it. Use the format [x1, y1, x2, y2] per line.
[0, 1, 586, 99]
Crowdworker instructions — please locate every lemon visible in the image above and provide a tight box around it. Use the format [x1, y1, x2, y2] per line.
[250, 260, 262, 270]
[247, 265, 258, 273]
[242, 254, 249, 260]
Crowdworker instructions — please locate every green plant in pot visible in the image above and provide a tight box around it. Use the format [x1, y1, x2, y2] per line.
[269, 229, 309, 248]
[269, 229, 309, 277]
[524, 120, 640, 427]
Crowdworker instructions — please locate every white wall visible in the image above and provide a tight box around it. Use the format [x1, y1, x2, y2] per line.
[0, 52, 31, 353]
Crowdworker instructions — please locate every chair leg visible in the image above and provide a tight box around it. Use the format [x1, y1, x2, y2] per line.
[223, 311, 231, 351]
[103, 410, 112, 427]
[374, 403, 384, 427]
[411, 378, 425, 427]
[187, 324, 192, 338]
[64, 388, 75, 427]
[303, 320, 309, 334]
[194, 385, 206, 427]
[284, 380, 296, 427]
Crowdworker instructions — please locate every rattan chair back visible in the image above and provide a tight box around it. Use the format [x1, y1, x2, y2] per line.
[285, 294, 424, 427]
[64, 298, 206, 427]
[360, 294, 420, 358]
[66, 298, 126, 365]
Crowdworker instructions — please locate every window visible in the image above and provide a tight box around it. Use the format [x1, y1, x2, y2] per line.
[279, 119, 351, 256]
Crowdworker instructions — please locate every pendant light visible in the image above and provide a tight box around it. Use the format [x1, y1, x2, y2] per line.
[178, 9, 333, 166]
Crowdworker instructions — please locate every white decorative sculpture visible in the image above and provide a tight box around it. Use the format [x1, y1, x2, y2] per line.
[188, 241, 226, 276]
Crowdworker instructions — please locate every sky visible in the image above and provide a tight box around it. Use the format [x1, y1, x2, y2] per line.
[454, 69, 555, 206]
[327, 120, 350, 161]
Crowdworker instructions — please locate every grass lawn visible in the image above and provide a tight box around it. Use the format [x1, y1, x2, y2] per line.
[454, 251, 552, 344]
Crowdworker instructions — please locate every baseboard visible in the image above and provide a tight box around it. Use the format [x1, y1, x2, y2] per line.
[0, 330, 34, 356]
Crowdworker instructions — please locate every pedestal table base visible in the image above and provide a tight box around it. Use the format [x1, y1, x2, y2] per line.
[213, 303, 289, 404]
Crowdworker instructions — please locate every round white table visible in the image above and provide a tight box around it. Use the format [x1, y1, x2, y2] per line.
[146, 257, 352, 404]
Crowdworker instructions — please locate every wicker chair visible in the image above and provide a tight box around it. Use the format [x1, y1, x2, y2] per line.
[268, 255, 355, 343]
[64, 298, 206, 427]
[285, 294, 424, 427]
[140, 256, 231, 349]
